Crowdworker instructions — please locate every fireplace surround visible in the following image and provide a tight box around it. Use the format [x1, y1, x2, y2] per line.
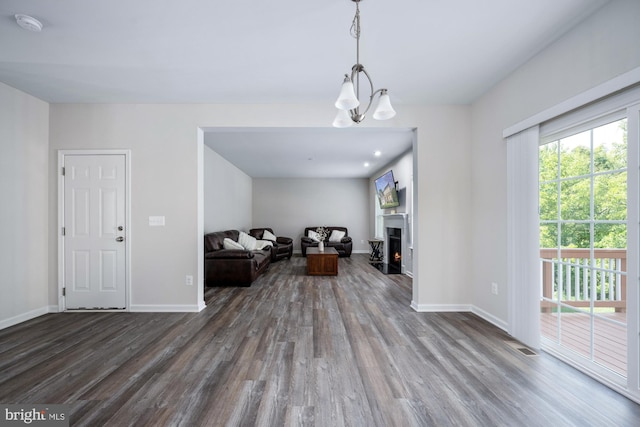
[380, 213, 408, 274]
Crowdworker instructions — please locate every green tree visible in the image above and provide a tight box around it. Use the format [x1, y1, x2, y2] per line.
[539, 120, 627, 249]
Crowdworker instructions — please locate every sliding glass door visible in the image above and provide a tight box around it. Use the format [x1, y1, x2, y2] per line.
[539, 116, 628, 378]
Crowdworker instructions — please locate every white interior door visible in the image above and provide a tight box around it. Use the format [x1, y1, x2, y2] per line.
[63, 154, 127, 309]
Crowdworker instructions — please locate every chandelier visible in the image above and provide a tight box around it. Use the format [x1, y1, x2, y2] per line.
[333, 0, 396, 128]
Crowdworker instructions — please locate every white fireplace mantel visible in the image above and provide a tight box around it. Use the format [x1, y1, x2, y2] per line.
[382, 213, 409, 274]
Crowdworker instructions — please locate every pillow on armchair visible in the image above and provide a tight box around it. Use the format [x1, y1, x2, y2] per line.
[262, 229, 277, 241]
[223, 238, 244, 250]
[328, 229, 346, 242]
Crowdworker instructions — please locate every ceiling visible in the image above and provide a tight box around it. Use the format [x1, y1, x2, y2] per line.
[0, 0, 610, 177]
[204, 127, 414, 178]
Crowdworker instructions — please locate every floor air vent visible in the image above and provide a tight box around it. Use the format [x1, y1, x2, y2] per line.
[505, 340, 538, 356]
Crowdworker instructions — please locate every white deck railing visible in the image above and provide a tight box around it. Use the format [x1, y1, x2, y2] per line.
[540, 248, 626, 312]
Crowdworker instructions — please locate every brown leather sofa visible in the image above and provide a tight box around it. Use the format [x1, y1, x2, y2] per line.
[301, 226, 353, 257]
[249, 228, 293, 261]
[204, 230, 270, 287]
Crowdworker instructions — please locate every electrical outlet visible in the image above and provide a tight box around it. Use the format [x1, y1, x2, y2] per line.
[491, 282, 498, 295]
[186, 275, 193, 286]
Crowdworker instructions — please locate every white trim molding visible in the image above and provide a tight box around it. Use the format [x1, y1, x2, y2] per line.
[0, 306, 58, 331]
[504, 66, 640, 138]
[409, 303, 509, 333]
[130, 304, 204, 313]
[410, 302, 472, 312]
[471, 306, 508, 332]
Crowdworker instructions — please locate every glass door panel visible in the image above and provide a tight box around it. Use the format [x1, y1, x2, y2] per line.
[539, 117, 628, 378]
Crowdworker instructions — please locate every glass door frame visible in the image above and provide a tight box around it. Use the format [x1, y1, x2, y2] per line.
[538, 102, 640, 401]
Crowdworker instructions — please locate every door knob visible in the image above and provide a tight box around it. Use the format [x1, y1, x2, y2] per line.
[116, 236, 124, 242]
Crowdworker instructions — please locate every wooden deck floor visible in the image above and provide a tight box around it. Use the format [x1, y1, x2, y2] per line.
[1, 255, 639, 426]
[540, 310, 627, 376]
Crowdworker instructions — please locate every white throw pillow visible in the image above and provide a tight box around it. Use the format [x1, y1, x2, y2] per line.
[329, 229, 346, 242]
[263, 229, 277, 241]
[307, 230, 320, 242]
[238, 231, 257, 250]
[256, 240, 274, 250]
[223, 237, 244, 250]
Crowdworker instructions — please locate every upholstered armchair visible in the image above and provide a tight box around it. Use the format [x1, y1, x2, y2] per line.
[249, 227, 293, 261]
[203, 230, 271, 287]
[301, 226, 352, 257]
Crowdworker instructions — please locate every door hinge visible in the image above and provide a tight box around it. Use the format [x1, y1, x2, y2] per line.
[61, 227, 65, 236]
[62, 287, 66, 296]
[61, 166, 65, 176]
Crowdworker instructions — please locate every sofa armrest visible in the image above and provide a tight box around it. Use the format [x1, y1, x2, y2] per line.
[276, 236, 293, 245]
[205, 249, 254, 260]
[301, 236, 315, 244]
[340, 236, 352, 243]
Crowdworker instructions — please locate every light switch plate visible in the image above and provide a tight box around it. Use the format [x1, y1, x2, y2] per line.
[149, 216, 165, 226]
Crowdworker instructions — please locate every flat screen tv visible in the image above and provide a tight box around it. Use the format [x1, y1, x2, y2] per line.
[375, 170, 400, 209]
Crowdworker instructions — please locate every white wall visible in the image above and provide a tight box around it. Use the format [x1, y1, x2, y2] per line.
[470, 0, 640, 325]
[47, 103, 472, 312]
[203, 145, 252, 233]
[0, 82, 50, 328]
[412, 107, 472, 309]
[253, 178, 370, 253]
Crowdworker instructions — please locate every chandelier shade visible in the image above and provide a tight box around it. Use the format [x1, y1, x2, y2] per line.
[372, 90, 396, 120]
[332, 109, 355, 128]
[333, 0, 395, 127]
[335, 75, 359, 110]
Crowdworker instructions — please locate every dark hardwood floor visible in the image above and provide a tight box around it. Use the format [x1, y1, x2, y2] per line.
[1, 254, 639, 426]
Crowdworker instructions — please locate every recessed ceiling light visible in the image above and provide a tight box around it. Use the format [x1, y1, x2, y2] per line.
[15, 14, 43, 32]
[364, 162, 370, 167]
[374, 151, 381, 157]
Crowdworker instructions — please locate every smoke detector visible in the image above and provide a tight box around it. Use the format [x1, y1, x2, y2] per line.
[15, 14, 43, 32]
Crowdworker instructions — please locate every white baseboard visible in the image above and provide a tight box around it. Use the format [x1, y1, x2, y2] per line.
[130, 304, 203, 313]
[1, 303, 203, 329]
[0, 305, 57, 331]
[410, 302, 473, 312]
[471, 305, 508, 332]
[409, 302, 509, 333]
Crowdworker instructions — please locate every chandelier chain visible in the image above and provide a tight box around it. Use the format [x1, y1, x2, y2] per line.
[350, 1, 362, 99]
[350, 2, 361, 40]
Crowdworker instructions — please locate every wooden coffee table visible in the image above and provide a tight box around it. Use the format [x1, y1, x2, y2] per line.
[306, 247, 339, 276]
